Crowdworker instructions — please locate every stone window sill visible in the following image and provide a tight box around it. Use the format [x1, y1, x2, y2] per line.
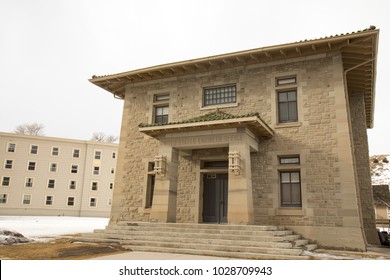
[275, 208, 304, 216]
[200, 103, 238, 111]
[274, 122, 302, 129]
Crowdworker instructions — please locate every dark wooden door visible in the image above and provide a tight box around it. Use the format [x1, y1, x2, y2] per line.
[202, 173, 228, 223]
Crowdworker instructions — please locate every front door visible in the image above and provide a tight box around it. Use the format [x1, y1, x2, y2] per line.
[202, 173, 228, 223]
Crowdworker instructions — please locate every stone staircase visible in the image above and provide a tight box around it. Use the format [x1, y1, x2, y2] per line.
[75, 222, 317, 259]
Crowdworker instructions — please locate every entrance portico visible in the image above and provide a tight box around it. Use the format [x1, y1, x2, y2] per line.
[138, 111, 273, 225]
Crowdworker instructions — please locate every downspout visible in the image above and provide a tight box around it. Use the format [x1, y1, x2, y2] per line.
[343, 57, 375, 248]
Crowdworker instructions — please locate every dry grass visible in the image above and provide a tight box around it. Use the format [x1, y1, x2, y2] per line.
[0, 237, 129, 260]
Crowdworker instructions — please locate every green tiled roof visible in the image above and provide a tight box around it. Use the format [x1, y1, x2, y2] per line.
[139, 110, 261, 128]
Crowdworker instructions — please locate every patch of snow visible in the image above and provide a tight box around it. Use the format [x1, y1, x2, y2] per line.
[0, 229, 31, 245]
[370, 154, 390, 185]
[0, 216, 109, 242]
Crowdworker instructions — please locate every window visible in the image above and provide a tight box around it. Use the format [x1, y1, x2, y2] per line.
[22, 194, 31, 205]
[0, 194, 7, 204]
[4, 160, 13, 169]
[71, 164, 78, 174]
[153, 94, 169, 124]
[91, 181, 98, 191]
[93, 166, 100, 175]
[45, 195, 53, 206]
[279, 156, 300, 165]
[25, 178, 34, 188]
[280, 171, 301, 207]
[30, 145, 38, 154]
[69, 180, 77, 190]
[109, 183, 114, 190]
[2, 177, 10, 186]
[73, 149, 80, 158]
[7, 143, 16, 153]
[112, 152, 116, 159]
[278, 90, 298, 123]
[276, 76, 298, 123]
[94, 150, 102, 160]
[110, 167, 115, 174]
[67, 197, 75, 207]
[108, 198, 112, 206]
[203, 85, 236, 106]
[52, 147, 59, 156]
[28, 161, 36, 171]
[49, 163, 57, 172]
[145, 162, 156, 208]
[154, 106, 169, 124]
[90, 198, 97, 207]
[47, 179, 55, 188]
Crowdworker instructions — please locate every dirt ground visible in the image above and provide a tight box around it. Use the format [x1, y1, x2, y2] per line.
[0, 236, 129, 260]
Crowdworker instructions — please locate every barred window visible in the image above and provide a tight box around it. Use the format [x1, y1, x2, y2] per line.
[203, 85, 236, 106]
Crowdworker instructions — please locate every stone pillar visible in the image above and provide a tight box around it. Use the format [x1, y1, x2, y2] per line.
[228, 141, 254, 224]
[149, 145, 178, 222]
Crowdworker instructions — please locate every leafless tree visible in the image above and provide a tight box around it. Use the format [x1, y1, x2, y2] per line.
[14, 123, 45, 136]
[91, 132, 118, 143]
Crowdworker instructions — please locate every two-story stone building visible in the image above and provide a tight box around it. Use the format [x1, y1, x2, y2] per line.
[90, 27, 380, 250]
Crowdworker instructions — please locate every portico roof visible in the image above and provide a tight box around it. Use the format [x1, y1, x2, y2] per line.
[90, 26, 379, 128]
[138, 111, 274, 139]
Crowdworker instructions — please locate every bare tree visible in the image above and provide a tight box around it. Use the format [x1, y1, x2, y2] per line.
[91, 132, 118, 143]
[14, 123, 45, 136]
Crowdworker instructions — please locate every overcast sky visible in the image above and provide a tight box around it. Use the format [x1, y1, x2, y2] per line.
[0, 0, 388, 155]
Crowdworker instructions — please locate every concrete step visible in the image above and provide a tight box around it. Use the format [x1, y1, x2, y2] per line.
[83, 232, 294, 249]
[73, 222, 318, 259]
[97, 228, 291, 243]
[106, 225, 294, 236]
[124, 245, 310, 260]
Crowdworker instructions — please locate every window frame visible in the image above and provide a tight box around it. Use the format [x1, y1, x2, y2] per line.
[27, 161, 36, 171]
[153, 94, 170, 124]
[280, 170, 302, 208]
[73, 149, 80, 158]
[203, 84, 237, 107]
[70, 164, 78, 174]
[4, 159, 13, 169]
[25, 177, 34, 188]
[45, 195, 53, 206]
[1, 176, 10, 186]
[7, 143, 16, 153]
[30, 145, 39, 155]
[49, 162, 58, 172]
[93, 166, 100, 175]
[51, 147, 59, 156]
[67, 196, 75, 207]
[276, 76, 298, 124]
[69, 180, 77, 190]
[94, 150, 102, 160]
[91, 181, 99, 191]
[89, 197, 97, 207]
[22, 194, 32, 205]
[0, 193, 8, 204]
[47, 179, 56, 189]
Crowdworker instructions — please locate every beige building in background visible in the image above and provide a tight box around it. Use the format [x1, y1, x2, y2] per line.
[0, 132, 118, 217]
[90, 27, 380, 250]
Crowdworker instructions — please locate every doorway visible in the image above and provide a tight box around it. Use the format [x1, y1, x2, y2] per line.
[202, 173, 228, 223]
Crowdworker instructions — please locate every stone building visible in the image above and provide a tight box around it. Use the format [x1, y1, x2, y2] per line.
[89, 27, 380, 250]
[0, 132, 117, 217]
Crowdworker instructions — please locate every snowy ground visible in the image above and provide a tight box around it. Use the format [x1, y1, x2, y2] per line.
[0, 216, 109, 243]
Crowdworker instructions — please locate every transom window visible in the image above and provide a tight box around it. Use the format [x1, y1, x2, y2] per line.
[276, 76, 296, 86]
[280, 171, 301, 207]
[279, 156, 300, 165]
[203, 85, 236, 106]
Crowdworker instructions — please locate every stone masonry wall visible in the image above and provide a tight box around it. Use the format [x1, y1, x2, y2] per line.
[110, 51, 364, 241]
[349, 91, 380, 244]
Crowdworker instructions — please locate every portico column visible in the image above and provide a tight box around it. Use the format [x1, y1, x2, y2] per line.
[149, 145, 178, 222]
[228, 141, 254, 224]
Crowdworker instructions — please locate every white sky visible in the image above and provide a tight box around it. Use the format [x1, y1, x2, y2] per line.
[0, 0, 389, 155]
